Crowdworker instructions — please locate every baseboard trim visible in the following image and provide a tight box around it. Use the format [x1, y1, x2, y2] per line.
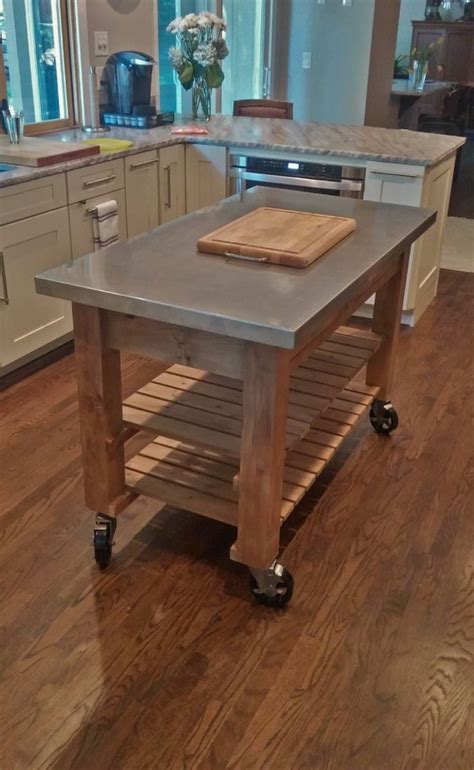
[0, 334, 74, 389]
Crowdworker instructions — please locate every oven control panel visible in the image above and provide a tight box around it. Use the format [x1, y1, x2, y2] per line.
[246, 157, 342, 180]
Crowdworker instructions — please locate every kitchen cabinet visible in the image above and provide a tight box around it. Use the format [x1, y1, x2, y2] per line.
[125, 150, 160, 237]
[411, 21, 474, 82]
[67, 158, 125, 204]
[363, 156, 454, 324]
[0, 173, 67, 226]
[0, 207, 72, 369]
[69, 188, 127, 259]
[185, 145, 228, 213]
[158, 145, 186, 224]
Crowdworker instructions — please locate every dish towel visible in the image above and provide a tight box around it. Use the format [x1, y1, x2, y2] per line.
[92, 200, 119, 251]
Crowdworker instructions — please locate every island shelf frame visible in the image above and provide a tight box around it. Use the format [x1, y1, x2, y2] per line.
[71, 244, 409, 578]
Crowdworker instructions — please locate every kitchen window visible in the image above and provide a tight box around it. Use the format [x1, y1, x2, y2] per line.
[0, 0, 75, 134]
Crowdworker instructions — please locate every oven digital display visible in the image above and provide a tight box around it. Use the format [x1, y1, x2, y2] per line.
[287, 162, 300, 171]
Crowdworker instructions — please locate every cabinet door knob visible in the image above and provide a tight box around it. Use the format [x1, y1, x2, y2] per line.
[0, 251, 9, 305]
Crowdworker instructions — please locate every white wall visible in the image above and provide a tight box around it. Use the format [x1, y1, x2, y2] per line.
[395, 0, 426, 58]
[278, 0, 377, 125]
[86, 0, 156, 67]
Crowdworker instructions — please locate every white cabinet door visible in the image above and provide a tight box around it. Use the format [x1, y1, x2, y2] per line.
[185, 144, 227, 213]
[364, 162, 424, 207]
[125, 151, 160, 237]
[364, 162, 425, 313]
[0, 207, 72, 368]
[159, 145, 186, 224]
[69, 188, 127, 259]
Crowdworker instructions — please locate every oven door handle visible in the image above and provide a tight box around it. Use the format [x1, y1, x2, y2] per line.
[228, 168, 364, 193]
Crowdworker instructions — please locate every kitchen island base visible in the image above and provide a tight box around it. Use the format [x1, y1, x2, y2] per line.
[72, 254, 405, 608]
[35, 187, 435, 609]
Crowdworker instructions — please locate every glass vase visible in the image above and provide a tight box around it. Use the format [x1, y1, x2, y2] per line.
[192, 75, 211, 122]
[408, 60, 428, 91]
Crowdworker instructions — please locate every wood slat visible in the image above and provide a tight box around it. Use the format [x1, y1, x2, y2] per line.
[123, 326, 381, 462]
[126, 382, 380, 528]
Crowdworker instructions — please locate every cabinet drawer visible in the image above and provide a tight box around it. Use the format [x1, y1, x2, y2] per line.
[67, 159, 124, 204]
[69, 188, 127, 258]
[0, 174, 67, 226]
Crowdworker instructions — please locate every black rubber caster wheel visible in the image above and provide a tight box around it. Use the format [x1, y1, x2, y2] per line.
[369, 401, 399, 436]
[93, 514, 116, 570]
[249, 561, 294, 608]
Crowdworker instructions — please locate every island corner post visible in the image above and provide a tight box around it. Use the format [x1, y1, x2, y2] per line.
[69, 242, 411, 607]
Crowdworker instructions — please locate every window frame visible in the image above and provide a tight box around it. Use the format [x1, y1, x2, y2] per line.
[0, 0, 76, 135]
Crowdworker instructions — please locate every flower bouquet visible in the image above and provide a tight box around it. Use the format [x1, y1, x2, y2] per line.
[408, 38, 443, 91]
[168, 12, 229, 121]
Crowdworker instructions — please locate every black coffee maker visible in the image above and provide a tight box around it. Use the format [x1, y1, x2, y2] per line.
[101, 50, 174, 129]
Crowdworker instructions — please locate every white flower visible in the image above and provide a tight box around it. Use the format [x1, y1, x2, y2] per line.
[212, 38, 229, 60]
[194, 43, 217, 66]
[181, 13, 200, 30]
[168, 47, 185, 70]
[166, 16, 182, 34]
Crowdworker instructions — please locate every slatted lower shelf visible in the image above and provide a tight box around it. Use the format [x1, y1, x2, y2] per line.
[125, 379, 380, 526]
[122, 325, 382, 459]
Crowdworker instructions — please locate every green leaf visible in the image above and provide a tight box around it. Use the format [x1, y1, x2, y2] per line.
[179, 60, 194, 89]
[206, 62, 225, 89]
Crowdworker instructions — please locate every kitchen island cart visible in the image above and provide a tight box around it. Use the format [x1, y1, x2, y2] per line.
[36, 187, 435, 607]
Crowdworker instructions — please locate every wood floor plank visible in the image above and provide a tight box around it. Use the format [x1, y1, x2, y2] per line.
[0, 271, 471, 770]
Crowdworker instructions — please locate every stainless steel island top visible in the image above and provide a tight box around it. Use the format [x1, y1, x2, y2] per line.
[35, 187, 436, 349]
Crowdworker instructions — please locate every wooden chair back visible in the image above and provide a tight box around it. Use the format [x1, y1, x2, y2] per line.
[233, 99, 294, 119]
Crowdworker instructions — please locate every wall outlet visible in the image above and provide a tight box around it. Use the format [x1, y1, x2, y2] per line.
[302, 51, 312, 70]
[94, 31, 109, 57]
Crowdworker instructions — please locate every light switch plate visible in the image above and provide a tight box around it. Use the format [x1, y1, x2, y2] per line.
[302, 51, 312, 69]
[94, 31, 109, 57]
[342, 0, 353, 6]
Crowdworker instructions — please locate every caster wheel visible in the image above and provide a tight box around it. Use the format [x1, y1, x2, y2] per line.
[369, 401, 399, 436]
[249, 561, 294, 608]
[93, 514, 116, 570]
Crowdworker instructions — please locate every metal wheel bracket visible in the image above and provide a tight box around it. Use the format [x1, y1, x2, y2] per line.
[249, 559, 284, 598]
[94, 513, 117, 544]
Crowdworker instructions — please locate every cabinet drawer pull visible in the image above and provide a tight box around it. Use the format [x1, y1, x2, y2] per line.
[165, 165, 172, 208]
[130, 158, 158, 169]
[83, 174, 117, 188]
[0, 251, 9, 305]
[369, 171, 420, 179]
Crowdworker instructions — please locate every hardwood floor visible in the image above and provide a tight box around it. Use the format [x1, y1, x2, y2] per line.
[0, 270, 473, 770]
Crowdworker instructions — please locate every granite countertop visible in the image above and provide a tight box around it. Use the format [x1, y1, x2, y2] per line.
[36, 187, 436, 349]
[0, 115, 465, 189]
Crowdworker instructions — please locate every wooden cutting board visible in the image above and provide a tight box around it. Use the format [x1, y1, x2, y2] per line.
[197, 207, 356, 268]
[0, 136, 100, 167]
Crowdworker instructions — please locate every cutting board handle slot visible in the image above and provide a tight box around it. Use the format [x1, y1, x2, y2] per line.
[224, 251, 269, 263]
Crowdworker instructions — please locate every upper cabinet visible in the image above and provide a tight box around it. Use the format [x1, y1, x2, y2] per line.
[185, 145, 228, 214]
[411, 21, 474, 82]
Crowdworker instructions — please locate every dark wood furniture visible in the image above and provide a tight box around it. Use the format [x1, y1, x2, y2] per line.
[233, 99, 293, 119]
[411, 20, 474, 82]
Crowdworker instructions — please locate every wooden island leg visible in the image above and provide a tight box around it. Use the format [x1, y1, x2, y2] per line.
[231, 343, 291, 571]
[366, 248, 410, 399]
[72, 303, 128, 517]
